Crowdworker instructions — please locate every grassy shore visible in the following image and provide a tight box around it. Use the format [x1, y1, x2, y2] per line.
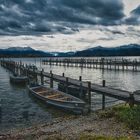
[98, 104, 140, 131]
[47, 134, 133, 140]
[0, 104, 140, 140]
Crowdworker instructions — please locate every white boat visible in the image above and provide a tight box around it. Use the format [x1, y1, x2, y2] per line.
[28, 85, 86, 114]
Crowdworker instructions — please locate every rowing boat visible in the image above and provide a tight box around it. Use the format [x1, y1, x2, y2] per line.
[28, 85, 86, 114]
[10, 74, 28, 84]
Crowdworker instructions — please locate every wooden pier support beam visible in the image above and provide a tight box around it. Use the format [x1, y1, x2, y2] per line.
[0, 104, 1, 123]
[102, 80, 106, 87]
[0, 99, 2, 123]
[79, 76, 82, 81]
[41, 69, 44, 85]
[102, 80, 106, 110]
[79, 76, 83, 98]
[129, 93, 134, 108]
[66, 77, 69, 94]
[87, 81, 91, 113]
[33, 67, 38, 84]
[50, 70, 53, 88]
[62, 73, 65, 77]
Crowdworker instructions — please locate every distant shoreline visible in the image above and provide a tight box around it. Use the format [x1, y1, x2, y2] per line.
[1, 55, 140, 58]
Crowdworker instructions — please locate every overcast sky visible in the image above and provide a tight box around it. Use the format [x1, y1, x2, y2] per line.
[0, 0, 140, 52]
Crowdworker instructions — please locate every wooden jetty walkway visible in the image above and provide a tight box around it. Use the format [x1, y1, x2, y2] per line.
[42, 58, 140, 72]
[1, 60, 140, 112]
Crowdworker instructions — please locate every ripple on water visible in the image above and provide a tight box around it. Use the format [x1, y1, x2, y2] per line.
[0, 66, 53, 132]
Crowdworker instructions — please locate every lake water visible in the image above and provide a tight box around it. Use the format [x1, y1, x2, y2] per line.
[0, 57, 140, 132]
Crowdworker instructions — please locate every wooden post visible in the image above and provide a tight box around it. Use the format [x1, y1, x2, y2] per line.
[27, 67, 29, 77]
[122, 59, 124, 71]
[115, 59, 116, 70]
[19, 61, 22, 75]
[87, 81, 91, 113]
[62, 73, 65, 77]
[102, 80, 106, 110]
[41, 69, 44, 85]
[0, 104, 1, 123]
[103, 80, 106, 87]
[50, 71, 53, 88]
[79, 76, 82, 81]
[65, 77, 69, 94]
[79, 76, 83, 98]
[33, 66, 38, 84]
[25, 64, 27, 76]
[129, 93, 134, 108]
[0, 98, 2, 123]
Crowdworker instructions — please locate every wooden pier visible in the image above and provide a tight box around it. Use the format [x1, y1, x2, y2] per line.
[42, 58, 140, 71]
[1, 60, 140, 112]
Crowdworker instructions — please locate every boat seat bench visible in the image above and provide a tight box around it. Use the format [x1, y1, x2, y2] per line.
[47, 93, 62, 99]
[56, 97, 70, 101]
[37, 90, 48, 94]
[37, 90, 52, 95]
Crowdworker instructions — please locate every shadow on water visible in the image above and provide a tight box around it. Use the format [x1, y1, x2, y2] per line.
[9, 82, 27, 89]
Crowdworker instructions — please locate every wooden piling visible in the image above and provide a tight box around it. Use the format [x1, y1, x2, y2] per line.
[102, 80, 106, 87]
[41, 69, 44, 85]
[129, 93, 134, 108]
[102, 80, 106, 110]
[66, 77, 69, 94]
[62, 73, 65, 77]
[33, 66, 38, 84]
[50, 71, 53, 88]
[87, 81, 91, 112]
[79, 76, 82, 81]
[79, 76, 83, 98]
[0, 104, 1, 123]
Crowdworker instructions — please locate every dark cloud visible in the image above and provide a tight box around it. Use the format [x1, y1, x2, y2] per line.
[58, 0, 124, 21]
[131, 5, 140, 15]
[0, 0, 125, 35]
[125, 5, 140, 25]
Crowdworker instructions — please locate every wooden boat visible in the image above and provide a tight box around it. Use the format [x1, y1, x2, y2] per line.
[28, 85, 86, 114]
[10, 74, 28, 84]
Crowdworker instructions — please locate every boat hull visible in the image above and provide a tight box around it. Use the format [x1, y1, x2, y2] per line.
[28, 85, 86, 114]
[10, 75, 28, 84]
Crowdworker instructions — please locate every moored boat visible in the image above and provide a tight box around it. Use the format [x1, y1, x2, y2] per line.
[10, 74, 28, 84]
[28, 85, 86, 114]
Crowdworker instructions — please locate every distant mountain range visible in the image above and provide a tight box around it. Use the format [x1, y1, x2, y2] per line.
[55, 44, 140, 57]
[0, 47, 52, 57]
[0, 44, 140, 57]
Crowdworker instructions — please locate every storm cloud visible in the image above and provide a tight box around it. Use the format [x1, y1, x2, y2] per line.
[0, 0, 126, 35]
[125, 5, 140, 25]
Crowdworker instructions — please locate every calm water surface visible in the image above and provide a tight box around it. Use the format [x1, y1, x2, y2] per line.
[1, 57, 140, 131]
[0, 65, 53, 132]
